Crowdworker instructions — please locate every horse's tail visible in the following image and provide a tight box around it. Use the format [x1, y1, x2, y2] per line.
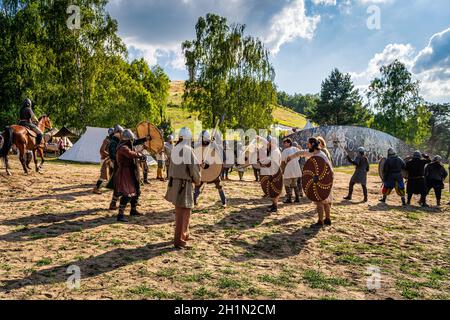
[0, 126, 13, 157]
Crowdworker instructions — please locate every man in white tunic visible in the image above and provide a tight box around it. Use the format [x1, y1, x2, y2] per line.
[281, 138, 303, 204]
[258, 136, 282, 213]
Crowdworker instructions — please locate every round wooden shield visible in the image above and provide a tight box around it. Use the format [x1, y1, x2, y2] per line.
[378, 157, 386, 182]
[260, 169, 283, 199]
[301, 156, 333, 202]
[195, 144, 223, 183]
[136, 121, 164, 154]
[402, 156, 412, 180]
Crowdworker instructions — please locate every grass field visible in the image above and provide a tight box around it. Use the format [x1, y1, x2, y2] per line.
[0, 157, 448, 300]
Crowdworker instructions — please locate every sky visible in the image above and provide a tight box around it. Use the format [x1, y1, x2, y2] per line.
[106, 0, 450, 103]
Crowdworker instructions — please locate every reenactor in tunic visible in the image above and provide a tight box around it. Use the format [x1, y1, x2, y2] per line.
[344, 147, 370, 203]
[380, 148, 407, 206]
[93, 128, 114, 194]
[193, 130, 227, 207]
[424, 156, 448, 207]
[404, 151, 431, 207]
[164, 135, 174, 179]
[281, 138, 302, 203]
[165, 127, 201, 249]
[114, 130, 147, 222]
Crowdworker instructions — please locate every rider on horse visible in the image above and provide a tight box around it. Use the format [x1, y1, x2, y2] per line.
[19, 98, 43, 148]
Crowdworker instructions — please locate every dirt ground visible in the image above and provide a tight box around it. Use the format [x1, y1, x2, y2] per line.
[0, 157, 449, 300]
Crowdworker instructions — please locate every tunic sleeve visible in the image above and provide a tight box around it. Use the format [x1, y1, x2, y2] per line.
[122, 146, 141, 159]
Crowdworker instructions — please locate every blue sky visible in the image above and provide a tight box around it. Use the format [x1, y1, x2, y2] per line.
[107, 0, 450, 102]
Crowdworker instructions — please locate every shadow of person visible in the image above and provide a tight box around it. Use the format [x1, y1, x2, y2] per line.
[0, 208, 104, 226]
[51, 184, 94, 192]
[0, 209, 176, 242]
[194, 204, 272, 235]
[368, 202, 441, 213]
[231, 225, 321, 261]
[0, 241, 173, 292]
[9, 189, 92, 203]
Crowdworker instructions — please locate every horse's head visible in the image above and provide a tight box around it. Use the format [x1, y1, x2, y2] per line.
[39, 115, 53, 131]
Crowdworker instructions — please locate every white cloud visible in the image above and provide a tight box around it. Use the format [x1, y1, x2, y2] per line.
[312, 0, 337, 5]
[350, 27, 450, 102]
[264, 0, 321, 54]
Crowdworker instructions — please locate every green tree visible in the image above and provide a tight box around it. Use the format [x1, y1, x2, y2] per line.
[424, 103, 450, 157]
[367, 60, 430, 145]
[0, 0, 170, 131]
[306, 68, 369, 126]
[277, 91, 318, 115]
[182, 14, 276, 131]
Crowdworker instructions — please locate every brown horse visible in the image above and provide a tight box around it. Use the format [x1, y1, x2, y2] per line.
[0, 116, 53, 175]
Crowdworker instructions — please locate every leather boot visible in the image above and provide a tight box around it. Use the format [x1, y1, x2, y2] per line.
[117, 204, 128, 222]
[362, 185, 368, 203]
[294, 186, 301, 203]
[344, 183, 354, 200]
[284, 186, 293, 204]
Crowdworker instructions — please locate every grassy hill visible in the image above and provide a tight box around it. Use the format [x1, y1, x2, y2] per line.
[166, 81, 308, 131]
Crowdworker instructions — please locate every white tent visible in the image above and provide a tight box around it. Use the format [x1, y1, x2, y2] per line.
[59, 127, 109, 164]
[303, 121, 314, 130]
[59, 126, 157, 165]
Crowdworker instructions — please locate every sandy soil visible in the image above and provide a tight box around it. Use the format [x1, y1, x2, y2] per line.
[0, 157, 448, 300]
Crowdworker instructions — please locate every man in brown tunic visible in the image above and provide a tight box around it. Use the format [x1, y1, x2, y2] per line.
[114, 130, 147, 222]
[165, 127, 201, 249]
[93, 128, 114, 194]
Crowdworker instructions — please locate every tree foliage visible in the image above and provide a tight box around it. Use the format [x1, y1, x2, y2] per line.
[182, 14, 277, 131]
[367, 60, 431, 146]
[424, 102, 450, 158]
[0, 0, 170, 131]
[277, 91, 318, 115]
[305, 68, 370, 126]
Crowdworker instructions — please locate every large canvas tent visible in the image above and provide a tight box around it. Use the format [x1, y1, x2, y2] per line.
[59, 126, 157, 165]
[59, 127, 109, 163]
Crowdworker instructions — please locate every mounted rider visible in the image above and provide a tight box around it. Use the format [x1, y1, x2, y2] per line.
[19, 98, 43, 147]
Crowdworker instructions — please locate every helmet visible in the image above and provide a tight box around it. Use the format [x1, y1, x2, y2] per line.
[114, 124, 124, 134]
[201, 130, 211, 142]
[358, 147, 366, 154]
[167, 135, 174, 142]
[433, 155, 442, 162]
[413, 150, 421, 159]
[388, 148, 396, 156]
[122, 129, 135, 141]
[179, 127, 192, 140]
[23, 98, 32, 109]
[108, 128, 114, 136]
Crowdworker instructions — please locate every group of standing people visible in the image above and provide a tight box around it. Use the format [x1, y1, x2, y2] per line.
[380, 149, 448, 207]
[91, 124, 448, 249]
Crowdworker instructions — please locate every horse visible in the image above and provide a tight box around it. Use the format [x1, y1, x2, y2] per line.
[0, 115, 53, 175]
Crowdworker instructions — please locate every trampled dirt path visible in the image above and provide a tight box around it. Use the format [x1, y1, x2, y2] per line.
[0, 157, 448, 300]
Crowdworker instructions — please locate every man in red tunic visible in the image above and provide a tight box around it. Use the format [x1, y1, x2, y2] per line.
[114, 129, 147, 222]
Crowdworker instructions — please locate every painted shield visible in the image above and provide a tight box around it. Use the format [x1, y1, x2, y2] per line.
[301, 156, 333, 202]
[195, 144, 223, 183]
[260, 169, 284, 199]
[378, 157, 386, 182]
[136, 121, 164, 154]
